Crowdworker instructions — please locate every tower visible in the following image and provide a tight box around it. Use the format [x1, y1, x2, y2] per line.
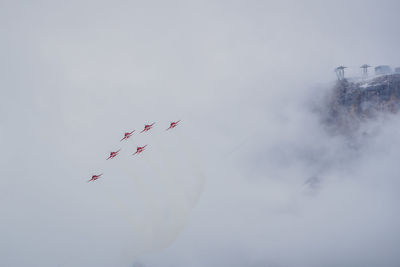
[335, 66, 347, 80]
[360, 64, 371, 77]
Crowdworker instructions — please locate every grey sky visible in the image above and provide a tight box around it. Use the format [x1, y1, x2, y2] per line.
[1, 0, 400, 266]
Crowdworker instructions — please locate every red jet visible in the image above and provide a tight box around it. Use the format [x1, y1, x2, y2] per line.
[140, 123, 155, 133]
[88, 174, 103, 182]
[120, 130, 135, 141]
[106, 149, 121, 160]
[166, 120, 181, 130]
[133, 145, 147, 155]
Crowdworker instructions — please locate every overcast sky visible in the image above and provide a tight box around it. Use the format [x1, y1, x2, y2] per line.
[1, 0, 400, 266]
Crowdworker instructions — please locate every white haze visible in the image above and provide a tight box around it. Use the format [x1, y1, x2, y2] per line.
[1, 0, 400, 266]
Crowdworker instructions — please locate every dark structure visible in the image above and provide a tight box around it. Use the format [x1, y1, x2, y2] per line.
[360, 64, 371, 77]
[335, 66, 347, 80]
[375, 65, 392, 75]
[395, 67, 400, 73]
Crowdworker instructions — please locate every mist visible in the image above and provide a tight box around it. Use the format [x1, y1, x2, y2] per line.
[1, 0, 400, 266]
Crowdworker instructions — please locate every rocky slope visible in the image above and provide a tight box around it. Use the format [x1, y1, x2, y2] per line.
[324, 74, 400, 131]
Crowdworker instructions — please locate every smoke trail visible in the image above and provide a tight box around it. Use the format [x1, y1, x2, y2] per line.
[99, 125, 206, 259]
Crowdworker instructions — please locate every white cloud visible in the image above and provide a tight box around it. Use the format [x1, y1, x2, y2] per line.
[1, 0, 400, 266]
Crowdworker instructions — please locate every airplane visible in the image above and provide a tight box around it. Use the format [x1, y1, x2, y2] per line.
[120, 130, 135, 141]
[107, 149, 121, 160]
[133, 145, 147, 155]
[88, 174, 103, 182]
[166, 120, 181, 130]
[140, 123, 155, 133]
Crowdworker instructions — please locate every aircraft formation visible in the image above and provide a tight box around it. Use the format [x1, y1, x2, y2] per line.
[88, 120, 181, 182]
